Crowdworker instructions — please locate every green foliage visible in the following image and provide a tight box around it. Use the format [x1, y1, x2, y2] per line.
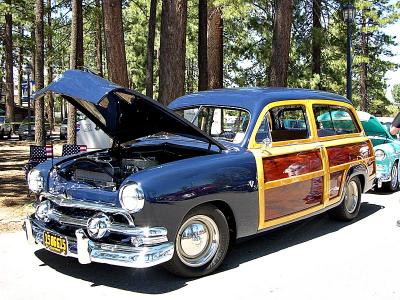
[0, 0, 398, 118]
[392, 84, 400, 104]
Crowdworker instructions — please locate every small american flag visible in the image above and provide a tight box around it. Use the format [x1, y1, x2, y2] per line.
[62, 144, 87, 156]
[29, 145, 54, 163]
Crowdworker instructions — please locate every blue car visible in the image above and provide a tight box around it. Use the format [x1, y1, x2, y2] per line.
[25, 70, 375, 277]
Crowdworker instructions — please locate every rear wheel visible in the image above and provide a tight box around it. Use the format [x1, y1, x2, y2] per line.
[383, 162, 399, 192]
[163, 205, 230, 278]
[330, 176, 362, 221]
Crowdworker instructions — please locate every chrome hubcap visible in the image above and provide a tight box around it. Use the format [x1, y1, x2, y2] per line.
[345, 181, 359, 214]
[391, 164, 398, 188]
[176, 215, 219, 267]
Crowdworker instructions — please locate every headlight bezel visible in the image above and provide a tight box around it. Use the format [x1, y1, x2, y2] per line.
[27, 169, 44, 193]
[375, 149, 386, 161]
[119, 182, 145, 213]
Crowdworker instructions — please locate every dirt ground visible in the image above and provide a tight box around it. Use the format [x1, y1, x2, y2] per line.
[0, 137, 64, 232]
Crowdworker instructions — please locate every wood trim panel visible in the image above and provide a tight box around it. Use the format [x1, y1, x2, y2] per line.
[264, 177, 323, 221]
[326, 142, 371, 167]
[263, 150, 322, 182]
[329, 171, 344, 199]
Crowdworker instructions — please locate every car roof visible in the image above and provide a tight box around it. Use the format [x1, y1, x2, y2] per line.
[168, 88, 351, 114]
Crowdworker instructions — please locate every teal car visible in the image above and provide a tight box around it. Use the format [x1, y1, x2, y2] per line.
[358, 111, 400, 191]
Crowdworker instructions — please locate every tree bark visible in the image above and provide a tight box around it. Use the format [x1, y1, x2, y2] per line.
[4, 0, 15, 124]
[145, 0, 157, 98]
[360, 12, 368, 111]
[312, 0, 322, 89]
[18, 27, 24, 107]
[35, 0, 45, 146]
[159, 0, 187, 105]
[103, 0, 129, 87]
[207, 6, 223, 89]
[269, 0, 293, 87]
[68, 0, 84, 144]
[198, 0, 208, 91]
[46, 0, 54, 130]
[95, 0, 103, 76]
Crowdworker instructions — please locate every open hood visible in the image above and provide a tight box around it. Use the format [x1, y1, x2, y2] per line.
[34, 70, 225, 150]
[357, 111, 392, 140]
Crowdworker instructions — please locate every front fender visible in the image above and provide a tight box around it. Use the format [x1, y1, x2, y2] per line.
[129, 150, 259, 241]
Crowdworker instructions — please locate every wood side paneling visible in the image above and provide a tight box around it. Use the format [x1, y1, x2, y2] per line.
[327, 142, 371, 167]
[263, 150, 322, 182]
[329, 171, 344, 199]
[265, 177, 323, 221]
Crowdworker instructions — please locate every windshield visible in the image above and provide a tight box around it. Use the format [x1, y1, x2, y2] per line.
[174, 106, 250, 144]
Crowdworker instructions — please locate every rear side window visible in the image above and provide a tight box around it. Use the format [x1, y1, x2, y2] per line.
[313, 105, 360, 137]
[255, 105, 310, 143]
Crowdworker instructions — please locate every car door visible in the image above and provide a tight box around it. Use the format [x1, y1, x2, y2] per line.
[312, 103, 375, 205]
[248, 101, 329, 230]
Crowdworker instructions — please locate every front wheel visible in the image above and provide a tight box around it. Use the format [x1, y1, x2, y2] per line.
[163, 205, 230, 278]
[329, 176, 362, 221]
[383, 162, 399, 192]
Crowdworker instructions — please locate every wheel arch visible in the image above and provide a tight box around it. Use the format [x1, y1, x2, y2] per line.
[347, 163, 368, 192]
[189, 200, 237, 244]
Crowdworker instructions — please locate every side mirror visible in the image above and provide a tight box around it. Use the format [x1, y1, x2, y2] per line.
[262, 137, 272, 150]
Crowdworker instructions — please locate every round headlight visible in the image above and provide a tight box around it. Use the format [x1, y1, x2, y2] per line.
[119, 183, 145, 213]
[28, 169, 44, 193]
[375, 149, 386, 161]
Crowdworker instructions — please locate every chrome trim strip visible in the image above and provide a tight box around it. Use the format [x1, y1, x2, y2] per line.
[41, 192, 134, 225]
[46, 208, 167, 240]
[26, 217, 174, 269]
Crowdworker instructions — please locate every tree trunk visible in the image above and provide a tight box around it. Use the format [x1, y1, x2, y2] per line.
[198, 0, 208, 91]
[35, 0, 45, 146]
[46, 0, 54, 130]
[159, 0, 187, 105]
[68, 0, 84, 145]
[207, 6, 223, 89]
[103, 0, 129, 87]
[95, 0, 103, 76]
[145, 0, 157, 98]
[360, 12, 368, 112]
[18, 27, 24, 107]
[312, 0, 322, 89]
[269, 0, 293, 87]
[4, 0, 15, 124]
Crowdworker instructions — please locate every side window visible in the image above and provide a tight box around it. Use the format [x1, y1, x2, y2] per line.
[313, 105, 360, 137]
[255, 105, 310, 143]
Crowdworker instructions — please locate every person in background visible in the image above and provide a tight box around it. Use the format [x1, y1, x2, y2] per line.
[390, 112, 400, 136]
[389, 112, 400, 227]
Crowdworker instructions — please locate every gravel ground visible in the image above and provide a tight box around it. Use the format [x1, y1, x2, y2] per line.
[0, 136, 63, 232]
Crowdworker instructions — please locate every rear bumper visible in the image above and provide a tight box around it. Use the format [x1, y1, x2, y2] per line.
[24, 216, 174, 268]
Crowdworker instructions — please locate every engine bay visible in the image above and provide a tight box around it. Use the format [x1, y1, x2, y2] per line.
[56, 144, 211, 190]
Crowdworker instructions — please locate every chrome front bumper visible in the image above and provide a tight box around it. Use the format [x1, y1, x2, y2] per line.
[24, 216, 174, 268]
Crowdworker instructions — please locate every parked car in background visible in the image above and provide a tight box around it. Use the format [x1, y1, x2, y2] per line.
[377, 116, 400, 140]
[0, 115, 12, 139]
[18, 117, 51, 140]
[59, 118, 67, 140]
[24, 70, 375, 278]
[358, 112, 400, 191]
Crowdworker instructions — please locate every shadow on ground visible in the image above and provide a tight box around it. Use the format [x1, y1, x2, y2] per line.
[34, 202, 383, 294]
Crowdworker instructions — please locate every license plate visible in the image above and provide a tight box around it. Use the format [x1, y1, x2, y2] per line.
[43, 231, 68, 256]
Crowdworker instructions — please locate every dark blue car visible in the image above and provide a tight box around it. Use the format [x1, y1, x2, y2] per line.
[25, 70, 375, 277]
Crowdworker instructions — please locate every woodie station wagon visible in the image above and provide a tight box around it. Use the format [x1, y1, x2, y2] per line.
[24, 70, 375, 277]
